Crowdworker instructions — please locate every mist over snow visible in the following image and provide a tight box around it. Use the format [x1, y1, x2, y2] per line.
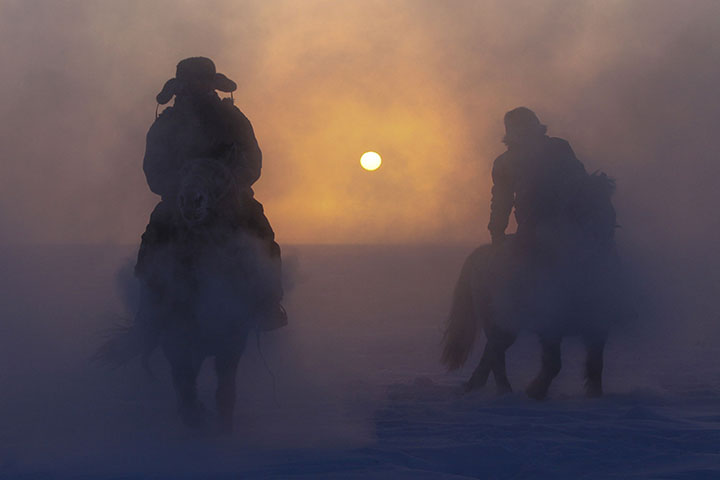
[0, 0, 719, 478]
[1, 244, 718, 478]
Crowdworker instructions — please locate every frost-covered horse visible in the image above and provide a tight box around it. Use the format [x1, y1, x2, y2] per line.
[96, 156, 280, 432]
[442, 173, 632, 400]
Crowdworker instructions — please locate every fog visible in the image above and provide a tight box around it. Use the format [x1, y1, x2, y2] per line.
[0, 1, 719, 477]
[1, 0, 718, 245]
[1, 0, 717, 343]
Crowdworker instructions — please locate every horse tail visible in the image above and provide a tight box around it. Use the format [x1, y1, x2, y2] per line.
[92, 323, 142, 367]
[441, 246, 491, 371]
[91, 313, 159, 377]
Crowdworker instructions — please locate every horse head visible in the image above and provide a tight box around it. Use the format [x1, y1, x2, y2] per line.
[177, 157, 235, 227]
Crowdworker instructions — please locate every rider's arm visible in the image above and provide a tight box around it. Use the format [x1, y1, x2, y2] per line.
[226, 102, 263, 188]
[143, 113, 178, 198]
[554, 138, 587, 177]
[488, 154, 514, 242]
[551, 138, 588, 206]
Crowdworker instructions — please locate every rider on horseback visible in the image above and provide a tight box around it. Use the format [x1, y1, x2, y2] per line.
[136, 56, 286, 330]
[442, 108, 629, 399]
[488, 107, 587, 256]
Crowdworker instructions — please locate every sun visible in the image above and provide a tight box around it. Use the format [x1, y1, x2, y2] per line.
[360, 151, 382, 171]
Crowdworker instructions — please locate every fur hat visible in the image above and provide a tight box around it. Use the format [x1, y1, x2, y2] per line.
[156, 57, 237, 104]
[503, 107, 547, 144]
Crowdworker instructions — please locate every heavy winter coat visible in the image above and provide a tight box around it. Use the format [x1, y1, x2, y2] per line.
[488, 136, 587, 239]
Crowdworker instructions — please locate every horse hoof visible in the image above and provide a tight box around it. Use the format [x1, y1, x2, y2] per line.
[179, 403, 207, 430]
[496, 384, 513, 395]
[216, 415, 234, 436]
[585, 384, 603, 398]
[463, 378, 486, 393]
[525, 381, 548, 401]
[217, 422, 234, 436]
[463, 381, 477, 393]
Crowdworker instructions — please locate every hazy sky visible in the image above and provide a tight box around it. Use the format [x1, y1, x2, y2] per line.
[0, 0, 718, 245]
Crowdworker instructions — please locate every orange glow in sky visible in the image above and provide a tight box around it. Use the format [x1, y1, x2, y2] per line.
[2, 1, 713, 246]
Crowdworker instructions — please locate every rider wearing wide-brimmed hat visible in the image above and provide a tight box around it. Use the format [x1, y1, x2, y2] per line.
[136, 56, 285, 329]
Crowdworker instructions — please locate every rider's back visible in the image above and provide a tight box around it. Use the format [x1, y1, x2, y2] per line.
[144, 96, 262, 201]
[492, 135, 587, 231]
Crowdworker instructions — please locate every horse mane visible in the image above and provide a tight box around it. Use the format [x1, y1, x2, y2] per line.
[565, 170, 618, 244]
[587, 171, 616, 197]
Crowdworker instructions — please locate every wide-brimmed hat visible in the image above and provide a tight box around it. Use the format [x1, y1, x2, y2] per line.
[156, 57, 237, 104]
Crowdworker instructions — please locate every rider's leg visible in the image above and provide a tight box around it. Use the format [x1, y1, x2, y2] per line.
[214, 339, 247, 434]
[242, 196, 287, 331]
[135, 201, 174, 280]
[526, 336, 562, 400]
[135, 202, 176, 361]
[244, 196, 281, 259]
[584, 332, 607, 398]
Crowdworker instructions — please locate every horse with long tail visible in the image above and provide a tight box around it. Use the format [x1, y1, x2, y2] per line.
[442, 172, 633, 400]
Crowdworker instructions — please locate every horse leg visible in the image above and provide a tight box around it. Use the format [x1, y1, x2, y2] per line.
[164, 337, 206, 429]
[490, 328, 517, 394]
[215, 350, 242, 435]
[465, 326, 516, 394]
[526, 336, 562, 400]
[584, 332, 607, 398]
[214, 332, 249, 434]
[465, 344, 493, 392]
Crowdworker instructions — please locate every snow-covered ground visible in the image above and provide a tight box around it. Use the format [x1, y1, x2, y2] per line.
[0, 245, 718, 479]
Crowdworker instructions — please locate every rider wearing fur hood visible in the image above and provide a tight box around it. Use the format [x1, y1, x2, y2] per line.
[488, 107, 587, 249]
[144, 57, 262, 200]
[136, 57, 285, 329]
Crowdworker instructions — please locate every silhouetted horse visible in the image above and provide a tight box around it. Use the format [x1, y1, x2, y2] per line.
[442, 173, 632, 400]
[96, 156, 280, 433]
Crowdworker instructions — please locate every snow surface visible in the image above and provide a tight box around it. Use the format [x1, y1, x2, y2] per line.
[0, 244, 718, 479]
